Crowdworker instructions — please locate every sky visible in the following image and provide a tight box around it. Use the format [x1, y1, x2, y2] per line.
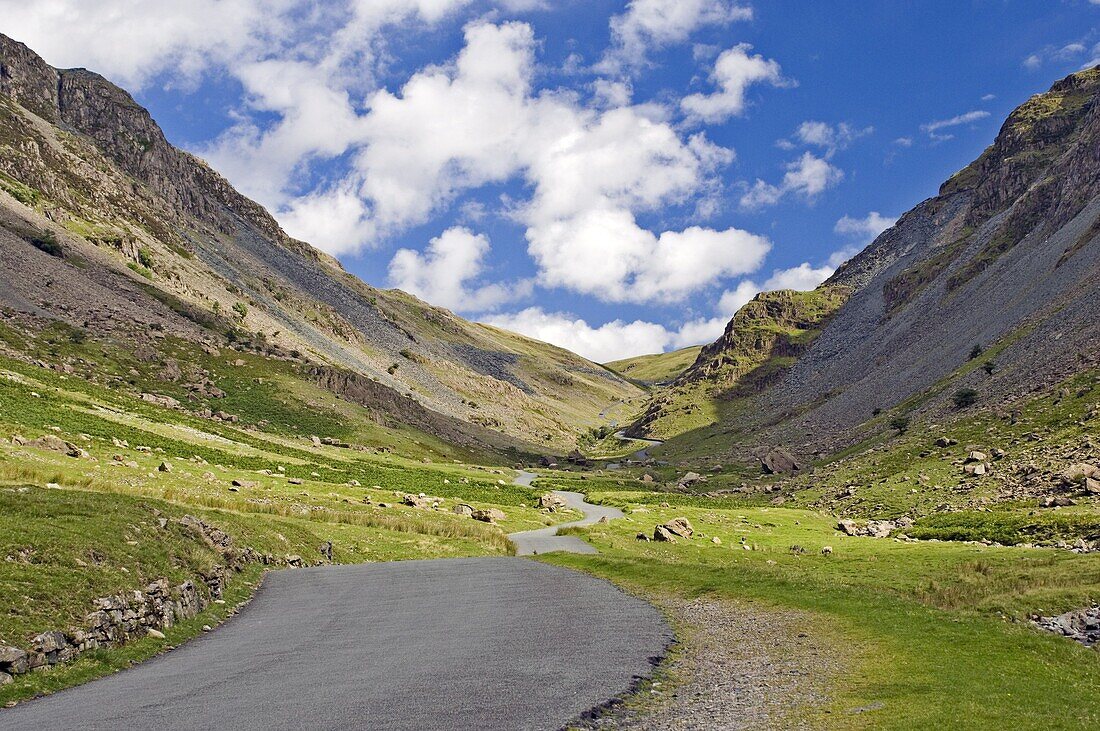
[3, 1, 1099, 362]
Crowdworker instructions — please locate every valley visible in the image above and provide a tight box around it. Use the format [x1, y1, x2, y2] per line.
[0, 28, 1098, 731]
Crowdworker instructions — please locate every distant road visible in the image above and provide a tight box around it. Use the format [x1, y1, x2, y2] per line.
[0, 559, 669, 731]
[509, 490, 624, 555]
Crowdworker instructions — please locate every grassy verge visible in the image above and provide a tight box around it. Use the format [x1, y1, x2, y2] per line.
[544, 500, 1100, 729]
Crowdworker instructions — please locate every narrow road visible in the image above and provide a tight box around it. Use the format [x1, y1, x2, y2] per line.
[0, 560, 670, 731]
[509, 470, 624, 556]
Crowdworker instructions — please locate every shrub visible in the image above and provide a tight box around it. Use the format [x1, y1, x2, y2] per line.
[982, 360, 996, 375]
[968, 344, 984, 360]
[29, 229, 62, 257]
[890, 416, 911, 433]
[952, 388, 979, 409]
[137, 246, 155, 269]
[232, 301, 248, 320]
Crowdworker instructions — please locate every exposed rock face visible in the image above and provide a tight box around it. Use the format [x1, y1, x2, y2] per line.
[633, 66, 1100, 457]
[0, 32, 642, 456]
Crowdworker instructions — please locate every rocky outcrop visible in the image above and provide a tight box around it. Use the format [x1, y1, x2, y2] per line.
[1034, 606, 1100, 646]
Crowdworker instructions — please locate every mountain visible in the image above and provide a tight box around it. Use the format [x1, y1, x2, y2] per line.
[605, 346, 702, 386]
[0, 34, 641, 454]
[635, 66, 1100, 462]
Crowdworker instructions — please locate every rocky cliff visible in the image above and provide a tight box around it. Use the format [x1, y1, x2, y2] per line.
[0, 34, 641, 453]
[640, 66, 1100, 462]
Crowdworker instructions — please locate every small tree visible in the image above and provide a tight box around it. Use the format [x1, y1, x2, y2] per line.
[232, 301, 248, 320]
[982, 360, 996, 375]
[890, 416, 911, 434]
[968, 344, 984, 360]
[952, 388, 979, 409]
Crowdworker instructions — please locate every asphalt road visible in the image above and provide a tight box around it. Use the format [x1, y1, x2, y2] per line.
[509, 491, 625, 555]
[0, 559, 669, 731]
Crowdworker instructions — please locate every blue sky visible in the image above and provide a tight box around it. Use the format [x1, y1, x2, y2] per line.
[4, 0, 1099, 361]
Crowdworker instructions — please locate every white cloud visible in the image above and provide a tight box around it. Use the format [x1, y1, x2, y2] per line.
[0, 0, 291, 89]
[740, 152, 844, 209]
[388, 227, 530, 313]
[599, 0, 753, 74]
[681, 43, 791, 123]
[920, 110, 990, 141]
[483, 308, 677, 362]
[893, 136, 913, 147]
[785, 120, 873, 157]
[834, 211, 897, 243]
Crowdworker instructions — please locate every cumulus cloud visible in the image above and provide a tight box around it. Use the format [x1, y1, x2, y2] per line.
[740, 152, 843, 209]
[780, 120, 873, 157]
[482, 308, 677, 362]
[484, 247, 848, 361]
[599, 0, 753, 74]
[681, 43, 791, 123]
[834, 211, 897, 243]
[920, 110, 990, 141]
[388, 227, 530, 313]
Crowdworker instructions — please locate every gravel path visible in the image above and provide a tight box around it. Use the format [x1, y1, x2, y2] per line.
[581, 596, 837, 730]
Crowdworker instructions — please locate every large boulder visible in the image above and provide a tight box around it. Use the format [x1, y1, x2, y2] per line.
[662, 517, 694, 539]
[760, 447, 800, 474]
[1062, 464, 1100, 485]
[653, 525, 677, 542]
[472, 508, 506, 524]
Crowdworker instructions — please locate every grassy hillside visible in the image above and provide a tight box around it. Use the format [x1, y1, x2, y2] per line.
[606, 346, 702, 384]
[0, 37, 642, 452]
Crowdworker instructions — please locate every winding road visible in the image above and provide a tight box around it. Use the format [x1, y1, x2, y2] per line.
[0, 471, 666, 731]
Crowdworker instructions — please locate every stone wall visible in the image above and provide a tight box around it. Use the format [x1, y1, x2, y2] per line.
[0, 515, 322, 685]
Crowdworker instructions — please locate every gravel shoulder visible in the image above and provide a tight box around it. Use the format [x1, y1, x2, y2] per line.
[577, 595, 839, 730]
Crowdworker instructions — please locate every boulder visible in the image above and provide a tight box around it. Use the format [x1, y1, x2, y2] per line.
[0, 671, 11, 686]
[653, 525, 677, 542]
[963, 462, 987, 476]
[935, 437, 958, 447]
[402, 494, 431, 509]
[964, 451, 987, 464]
[1062, 464, 1100, 485]
[677, 472, 705, 488]
[0, 644, 28, 675]
[662, 517, 694, 539]
[536, 493, 568, 512]
[760, 447, 800, 474]
[837, 519, 860, 536]
[146, 629, 166, 640]
[472, 508, 506, 524]
[452, 504, 474, 517]
[157, 461, 172, 473]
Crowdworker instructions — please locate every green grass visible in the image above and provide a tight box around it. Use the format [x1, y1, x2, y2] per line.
[543, 500, 1100, 729]
[605, 346, 702, 384]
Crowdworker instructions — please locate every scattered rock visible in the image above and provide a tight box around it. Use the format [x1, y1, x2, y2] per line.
[536, 493, 568, 512]
[1034, 606, 1100, 646]
[821, 546, 833, 555]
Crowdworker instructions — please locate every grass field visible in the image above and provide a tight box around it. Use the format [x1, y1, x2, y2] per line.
[546, 499, 1100, 729]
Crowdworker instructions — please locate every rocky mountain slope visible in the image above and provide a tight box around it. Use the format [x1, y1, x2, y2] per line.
[0, 34, 641, 453]
[637, 66, 1100, 463]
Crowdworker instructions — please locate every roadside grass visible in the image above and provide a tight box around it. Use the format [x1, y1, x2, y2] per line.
[545, 501, 1100, 729]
